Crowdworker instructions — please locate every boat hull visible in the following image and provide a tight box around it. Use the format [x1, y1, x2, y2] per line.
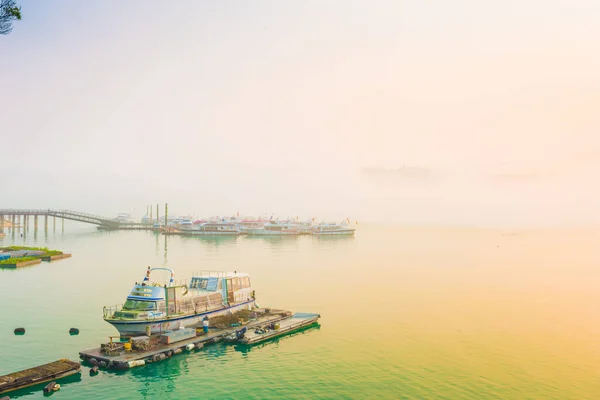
[244, 229, 298, 235]
[105, 300, 255, 337]
[312, 230, 355, 235]
[181, 230, 240, 236]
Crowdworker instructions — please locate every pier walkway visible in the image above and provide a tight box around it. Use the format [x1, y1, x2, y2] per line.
[0, 209, 153, 231]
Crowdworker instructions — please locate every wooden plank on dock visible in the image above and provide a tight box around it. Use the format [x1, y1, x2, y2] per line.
[239, 313, 320, 345]
[0, 359, 80, 395]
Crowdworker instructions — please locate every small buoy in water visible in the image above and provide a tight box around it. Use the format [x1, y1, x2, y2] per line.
[69, 328, 79, 335]
[14, 328, 25, 335]
[90, 366, 99, 375]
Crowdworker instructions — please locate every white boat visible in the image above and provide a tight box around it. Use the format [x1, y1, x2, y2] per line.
[179, 219, 193, 228]
[180, 222, 241, 236]
[114, 213, 132, 223]
[167, 217, 192, 228]
[312, 221, 355, 235]
[292, 220, 315, 235]
[103, 268, 256, 337]
[238, 219, 268, 234]
[244, 221, 299, 235]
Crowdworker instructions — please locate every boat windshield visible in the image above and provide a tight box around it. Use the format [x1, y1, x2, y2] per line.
[123, 300, 157, 311]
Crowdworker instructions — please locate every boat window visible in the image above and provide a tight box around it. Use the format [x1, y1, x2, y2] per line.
[190, 278, 209, 290]
[123, 300, 157, 311]
[241, 277, 250, 288]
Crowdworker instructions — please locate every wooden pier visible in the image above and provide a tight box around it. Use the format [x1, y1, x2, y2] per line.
[79, 309, 309, 370]
[239, 313, 321, 345]
[0, 359, 81, 395]
[0, 209, 156, 232]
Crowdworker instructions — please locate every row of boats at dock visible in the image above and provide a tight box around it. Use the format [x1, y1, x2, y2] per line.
[129, 214, 357, 236]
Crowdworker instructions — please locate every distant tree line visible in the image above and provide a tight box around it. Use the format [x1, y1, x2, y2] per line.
[0, 0, 21, 35]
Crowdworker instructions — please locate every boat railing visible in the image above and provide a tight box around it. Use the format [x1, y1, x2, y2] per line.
[158, 293, 225, 315]
[169, 279, 189, 287]
[103, 304, 123, 318]
[192, 271, 231, 278]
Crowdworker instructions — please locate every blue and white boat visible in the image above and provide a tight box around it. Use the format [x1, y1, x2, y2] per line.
[103, 267, 256, 337]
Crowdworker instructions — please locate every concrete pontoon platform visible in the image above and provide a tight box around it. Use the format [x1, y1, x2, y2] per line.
[0, 359, 81, 395]
[239, 313, 321, 344]
[79, 310, 294, 369]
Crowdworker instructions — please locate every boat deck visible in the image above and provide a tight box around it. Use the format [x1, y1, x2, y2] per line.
[239, 313, 321, 344]
[0, 359, 81, 395]
[79, 310, 293, 369]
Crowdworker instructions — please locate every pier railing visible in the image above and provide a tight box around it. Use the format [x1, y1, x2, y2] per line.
[0, 208, 154, 230]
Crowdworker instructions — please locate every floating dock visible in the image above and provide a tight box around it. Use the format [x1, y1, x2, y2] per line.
[0, 259, 42, 268]
[41, 253, 72, 262]
[0, 359, 81, 395]
[238, 312, 321, 344]
[79, 309, 300, 369]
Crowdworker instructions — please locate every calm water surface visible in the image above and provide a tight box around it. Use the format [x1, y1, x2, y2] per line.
[1, 223, 599, 399]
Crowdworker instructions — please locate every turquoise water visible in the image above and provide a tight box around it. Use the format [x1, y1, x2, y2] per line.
[1, 224, 599, 399]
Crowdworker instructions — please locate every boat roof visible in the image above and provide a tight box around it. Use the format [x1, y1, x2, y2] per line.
[193, 271, 250, 278]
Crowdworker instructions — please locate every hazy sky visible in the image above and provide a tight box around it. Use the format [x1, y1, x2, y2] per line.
[1, 0, 599, 226]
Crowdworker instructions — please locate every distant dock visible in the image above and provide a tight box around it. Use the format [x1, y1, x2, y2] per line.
[0, 247, 71, 268]
[0, 209, 156, 232]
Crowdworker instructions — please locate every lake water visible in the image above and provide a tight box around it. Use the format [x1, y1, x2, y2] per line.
[1, 223, 599, 399]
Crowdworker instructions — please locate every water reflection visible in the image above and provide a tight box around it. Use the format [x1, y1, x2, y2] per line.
[164, 234, 168, 264]
[310, 235, 355, 251]
[242, 235, 299, 243]
[179, 235, 239, 246]
[241, 235, 301, 252]
[311, 235, 355, 242]
[127, 355, 189, 397]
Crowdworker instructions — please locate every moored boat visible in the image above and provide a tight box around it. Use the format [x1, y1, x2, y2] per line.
[103, 267, 256, 337]
[244, 221, 299, 236]
[238, 219, 268, 234]
[311, 221, 356, 235]
[180, 222, 241, 236]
